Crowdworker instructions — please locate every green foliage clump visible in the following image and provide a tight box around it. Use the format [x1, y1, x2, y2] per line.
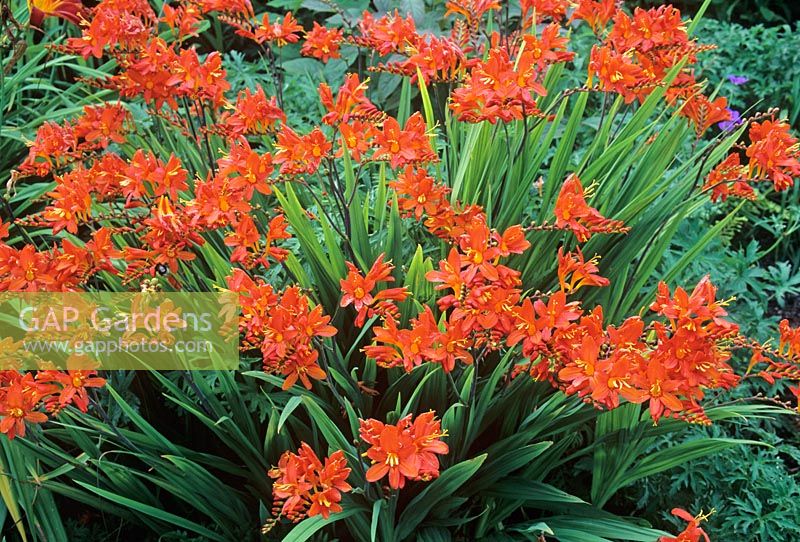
[695, 19, 800, 126]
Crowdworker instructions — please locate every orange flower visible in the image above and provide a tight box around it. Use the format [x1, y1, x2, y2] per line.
[558, 334, 601, 394]
[237, 12, 302, 46]
[451, 45, 546, 123]
[18, 120, 77, 176]
[64, 0, 156, 59]
[357, 10, 418, 56]
[588, 45, 643, 103]
[275, 127, 332, 174]
[161, 2, 203, 38]
[301, 22, 344, 63]
[319, 74, 379, 126]
[363, 309, 439, 371]
[269, 443, 351, 522]
[507, 291, 581, 359]
[340, 254, 408, 327]
[521, 23, 575, 71]
[0, 245, 57, 292]
[0, 379, 48, 440]
[398, 34, 470, 84]
[571, 0, 617, 33]
[680, 94, 730, 136]
[659, 508, 711, 542]
[73, 103, 130, 148]
[270, 13, 303, 46]
[746, 119, 800, 191]
[259, 287, 337, 390]
[37, 367, 106, 413]
[557, 247, 610, 293]
[219, 87, 285, 137]
[218, 139, 275, 197]
[363, 422, 419, 489]
[432, 319, 474, 372]
[778, 319, 800, 358]
[444, 0, 500, 24]
[44, 168, 94, 234]
[520, 0, 570, 21]
[703, 153, 754, 202]
[390, 166, 450, 220]
[554, 174, 630, 242]
[373, 112, 435, 168]
[360, 412, 447, 489]
[625, 358, 685, 422]
[338, 121, 376, 162]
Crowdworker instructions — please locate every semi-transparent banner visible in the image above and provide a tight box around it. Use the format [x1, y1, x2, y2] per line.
[0, 293, 240, 370]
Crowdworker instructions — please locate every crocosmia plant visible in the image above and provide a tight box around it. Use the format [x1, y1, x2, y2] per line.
[2, 0, 799, 540]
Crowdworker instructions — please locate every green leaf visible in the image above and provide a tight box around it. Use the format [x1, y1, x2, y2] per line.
[73, 481, 226, 541]
[396, 454, 487, 539]
[278, 396, 304, 434]
[283, 507, 365, 542]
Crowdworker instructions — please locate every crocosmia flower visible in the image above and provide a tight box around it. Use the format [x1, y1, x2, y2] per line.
[268, 443, 351, 522]
[360, 411, 448, 489]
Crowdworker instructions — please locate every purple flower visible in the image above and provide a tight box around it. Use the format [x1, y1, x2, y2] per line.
[726, 74, 749, 85]
[718, 108, 743, 131]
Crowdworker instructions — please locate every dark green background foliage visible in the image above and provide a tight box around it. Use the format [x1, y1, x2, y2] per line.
[695, 19, 800, 127]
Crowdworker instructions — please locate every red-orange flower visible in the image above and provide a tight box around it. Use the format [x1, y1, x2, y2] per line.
[444, 0, 500, 24]
[703, 153, 754, 202]
[554, 174, 630, 242]
[301, 22, 344, 63]
[659, 508, 711, 542]
[746, 119, 800, 191]
[340, 254, 408, 327]
[231, 284, 338, 391]
[681, 94, 730, 136]
[73, 103, 130, 148]
[373, 112, 435, 168]
[219, 87, 285, 137]
[0, 379, 48, 440]
[588, 45, 643, 103]
[571, 0, 617, 33]
[390, 166, 450, 220]
[360, 412, 447, 489]
[269, 443, 351, 522]
[275, 127, 332, 174]
[37, 368, 106, 412]
[319, 74, 378, 126]
[557, 247, 610, 293]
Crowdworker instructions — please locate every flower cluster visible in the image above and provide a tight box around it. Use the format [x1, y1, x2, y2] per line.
[268, 443, 352, 522]
[704, 118, 800, 200]
[367, 166, 533, 374]
[0, 366, 105, 440]
[450, 25, 573, 123]
[359, 412, 448, 489]
[0, 227, 119, 292]
[227, 271, 336, 390]
[584, 4, 730, 135]
[552, 174, 631, 242]
[15, 104, 130, 179]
